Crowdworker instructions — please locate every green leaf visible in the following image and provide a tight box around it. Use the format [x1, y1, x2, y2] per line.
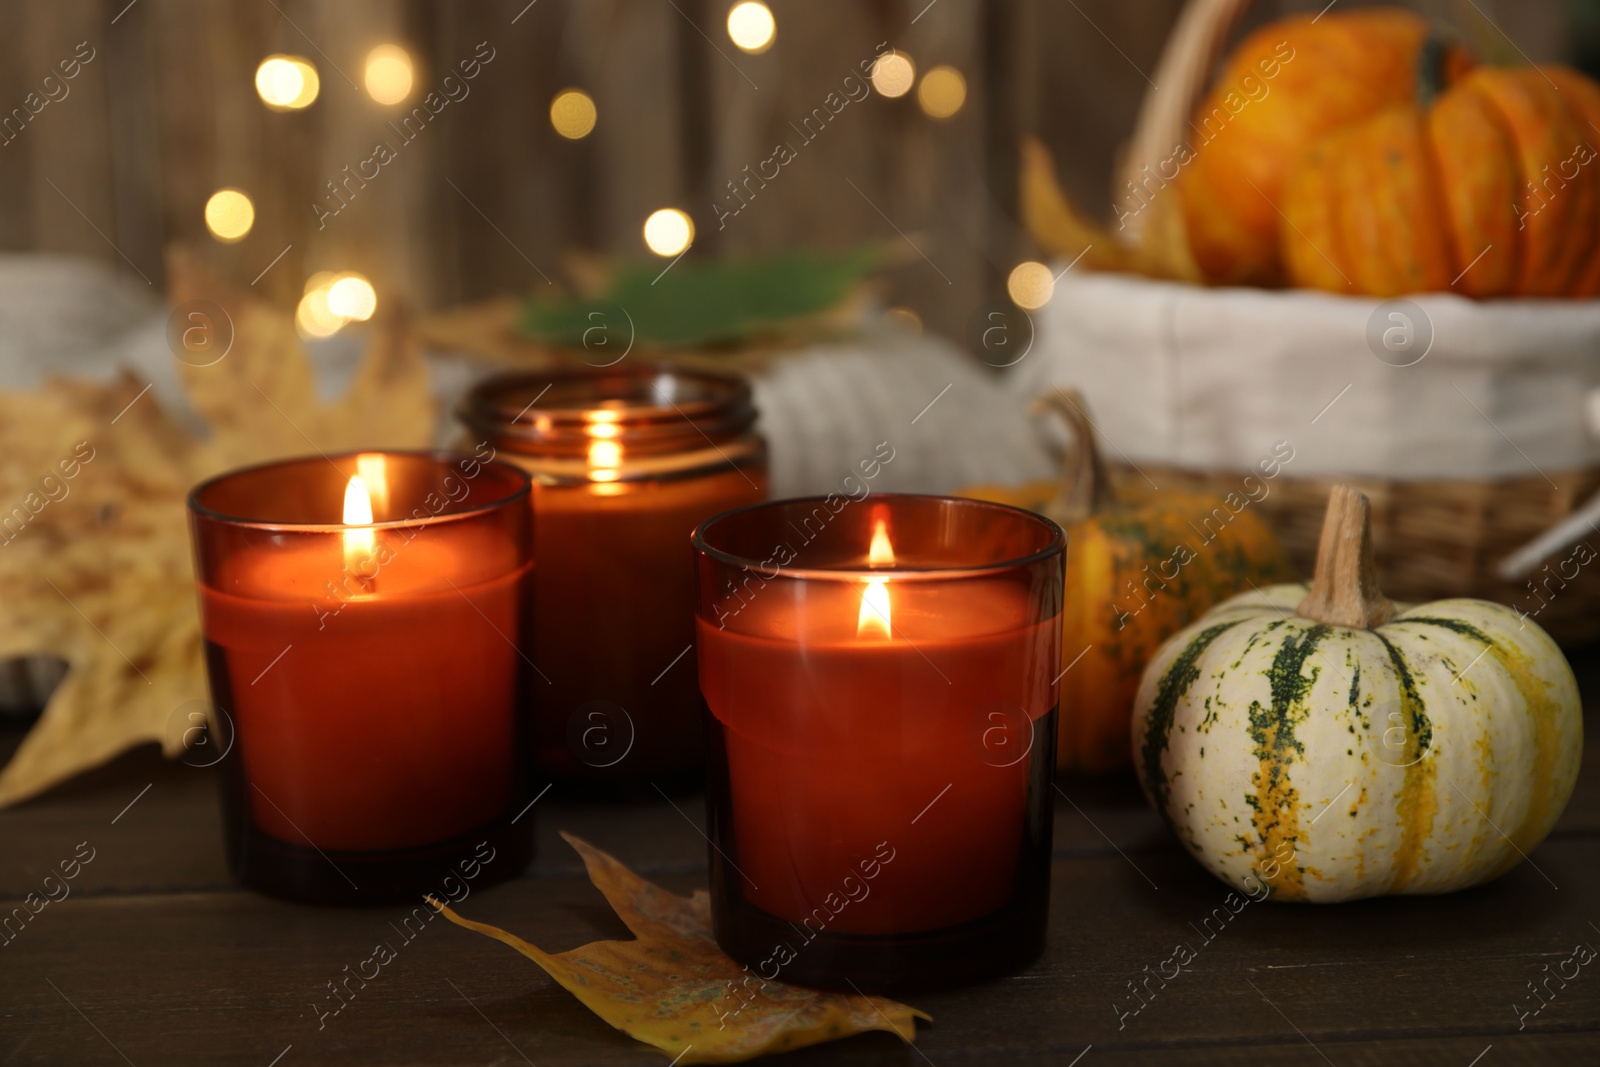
[519, 248, 878, 349]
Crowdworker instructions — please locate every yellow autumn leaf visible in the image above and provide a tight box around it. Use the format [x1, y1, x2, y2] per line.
[1019, 136, 1127, 272]
[432, 832, 930, 1064]
[1019, 136, 1203, 282]
[0, 248, 437, 807]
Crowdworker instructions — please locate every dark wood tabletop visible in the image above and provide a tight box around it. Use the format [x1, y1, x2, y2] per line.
[4, 652, 1600, 1067]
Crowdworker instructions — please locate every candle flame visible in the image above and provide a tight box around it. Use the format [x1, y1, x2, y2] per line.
[857, 516, 894, 638]
[343, 474, 375, 575]
[342, 474, 373, 526]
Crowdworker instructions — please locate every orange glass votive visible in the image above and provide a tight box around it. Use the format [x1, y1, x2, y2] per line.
[694, 494, 1064, 991]
[459, 366, 766, 787]
[188, 451, 536, 904]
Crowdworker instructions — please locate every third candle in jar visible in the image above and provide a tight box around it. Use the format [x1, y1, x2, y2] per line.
[460, 366, 766, 786]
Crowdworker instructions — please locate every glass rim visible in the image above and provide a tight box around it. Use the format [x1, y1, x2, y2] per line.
[691, 492, 1066, 582]
[458, 363, 755, 431]
[186, 449, 531, 533]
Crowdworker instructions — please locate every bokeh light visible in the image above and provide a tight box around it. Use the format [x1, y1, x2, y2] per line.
[918, 66, 967, 119]
[643, 209, 694, 257]
[296, 287, 344, 338]
[363, 44, 414, 106]
[204, 189, 255, 243]
[870, 52, 916, 99]
[327, 273, 377, 321]
[296, 272, 377, 338]
[726, 2, 776, 54]
[1007, 261, 1055, 310]
[255, 55, 320, 110]
[550, 89, 598, 140]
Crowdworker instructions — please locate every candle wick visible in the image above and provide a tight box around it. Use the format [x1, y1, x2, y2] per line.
[344, 539, 380, 595]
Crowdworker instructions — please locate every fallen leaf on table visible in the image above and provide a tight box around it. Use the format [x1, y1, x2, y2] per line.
[432, 832, 930, 1064]
[0, 247, 437, 807]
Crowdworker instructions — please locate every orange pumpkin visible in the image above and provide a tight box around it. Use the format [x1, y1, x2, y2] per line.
[1283, 55, 1600, 298]
[1178, 10, 1473, 287]
[962, 392, 1294, 773]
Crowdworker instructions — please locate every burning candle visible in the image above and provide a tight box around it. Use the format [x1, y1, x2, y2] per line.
[188, 451, 537, 904]
[459, 366, 766, 786]
[694, 494, 1064, 990]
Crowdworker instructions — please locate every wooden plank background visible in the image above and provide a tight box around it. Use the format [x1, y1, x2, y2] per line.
[0, 0, 1583, 347]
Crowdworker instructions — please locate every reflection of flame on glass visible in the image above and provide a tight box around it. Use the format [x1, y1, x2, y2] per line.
[587, 440, 622, 482]
[857, 515, 895, 638]
[587, 412, 623, 483]
[356, 453, 388, 516]
[343, 473, 376, 579]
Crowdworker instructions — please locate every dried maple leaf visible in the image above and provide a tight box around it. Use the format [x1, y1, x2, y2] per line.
[167, 247, 435, 472]
[433, 832, 930, 1064]
[0, 249, 436, 807]
[0, 373, 199, 806]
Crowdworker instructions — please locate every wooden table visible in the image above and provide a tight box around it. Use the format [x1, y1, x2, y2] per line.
[4, 655, 1600, 1067]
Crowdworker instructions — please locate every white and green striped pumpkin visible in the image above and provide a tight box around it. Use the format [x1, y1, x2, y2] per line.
[1131, 486, 1582, 902]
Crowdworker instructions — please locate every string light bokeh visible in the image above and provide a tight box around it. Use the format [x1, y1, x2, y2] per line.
[550, 89, 598, 139]
[643, 209, 694, 257]
[726, 2, 776, 54]
[918, 66, 967, 119]
[870, 52, 916, 98]
[238, 28, 993, 346]
[1007, 262, 1055, 310]
[254, 55, 319, 110]
[204, 189, 254, 243]
[327, 274, 378, 321]
[363, 44, 414, 106]
[296, 272, 377, 338]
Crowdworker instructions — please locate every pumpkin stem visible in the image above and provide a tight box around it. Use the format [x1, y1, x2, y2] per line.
[1416, 32, 1451, 110]
[1295, 485, 1395, 629]
[1030, 388, 1117, 524]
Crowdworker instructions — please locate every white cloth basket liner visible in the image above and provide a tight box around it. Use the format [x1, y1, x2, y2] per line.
[1011, 271, 1600, 481]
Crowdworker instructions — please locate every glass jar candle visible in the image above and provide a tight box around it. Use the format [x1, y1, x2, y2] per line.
[459, 365, 767, 786]
[694, 494, 1064, 991]
[188, 451, 537, 904]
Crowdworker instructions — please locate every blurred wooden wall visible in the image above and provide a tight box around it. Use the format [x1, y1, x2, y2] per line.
[0, 0, 1581, 348]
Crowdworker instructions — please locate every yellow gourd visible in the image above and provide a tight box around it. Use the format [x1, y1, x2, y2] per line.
[964, 391, 1293, 772]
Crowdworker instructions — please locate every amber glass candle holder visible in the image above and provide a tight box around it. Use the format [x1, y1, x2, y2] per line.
[693, 494, 1064, 991]
[459, 365, 767, 788]
[187, 451, 537, 905]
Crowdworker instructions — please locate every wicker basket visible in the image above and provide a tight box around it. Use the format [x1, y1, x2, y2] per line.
[1049, 0, 1600, 647]
[1108, 466, 1600, 646]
